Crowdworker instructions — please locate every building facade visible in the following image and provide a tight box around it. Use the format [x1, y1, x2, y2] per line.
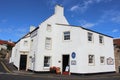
[114, 39, 120, 73]
[10, 5, 115, 74]
[10, 34, 31, 70]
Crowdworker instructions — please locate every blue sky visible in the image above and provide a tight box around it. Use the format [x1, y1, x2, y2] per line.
[0, 0, 120, 42]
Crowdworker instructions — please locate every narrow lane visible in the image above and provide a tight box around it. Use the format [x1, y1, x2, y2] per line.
[0, 60, 7, 73]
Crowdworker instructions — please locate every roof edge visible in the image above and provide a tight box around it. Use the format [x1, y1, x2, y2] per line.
[56, 23, 113, 38]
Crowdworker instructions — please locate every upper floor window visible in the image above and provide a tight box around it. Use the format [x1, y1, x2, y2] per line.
[99, 35, 104, 44]
[64, 31, 70, 40]
[45, 37, 52, 50]
[88, 55, 95, 65]
[46, 24, 52, 32]
[24, 40, 28, 46]
[88, 32, 93, 42]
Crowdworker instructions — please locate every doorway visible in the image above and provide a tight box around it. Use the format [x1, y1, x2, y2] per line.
[20, 55, 27, 70]
[119, 66, 120, 73]
[62, 55, 70, 72]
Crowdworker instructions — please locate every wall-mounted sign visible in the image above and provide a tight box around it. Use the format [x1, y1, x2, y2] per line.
[71, 60, 76, 65]
[71, 52, 76, 59]
[107, 57, 114, 65]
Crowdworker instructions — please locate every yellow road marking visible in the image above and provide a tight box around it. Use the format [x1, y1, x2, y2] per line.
[0, 61, 11, 73]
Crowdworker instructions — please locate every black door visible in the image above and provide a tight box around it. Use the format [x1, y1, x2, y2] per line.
[62, 55, 69, 72]
[119, 66, 120, 73]
[20, 55, 27, 70]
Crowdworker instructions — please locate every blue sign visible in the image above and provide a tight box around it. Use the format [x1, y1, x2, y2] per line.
[71, 52, 76, 59]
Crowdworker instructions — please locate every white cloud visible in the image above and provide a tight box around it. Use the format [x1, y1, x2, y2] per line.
[111, 16, 120, 23]
[0, 26, 28, 37]
[0, 19, 7, 23]
[70, 5, 79, 11]
[79, 20, 96, 28]
[82, 23, 95, 28]
[112, 29, 119, 33]
[16, 28, 28, 33]
[100, 10, 120, 24]
[70, 0, 112, 13]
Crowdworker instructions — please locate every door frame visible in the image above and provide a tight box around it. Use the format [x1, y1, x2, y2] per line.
[62, 54, 70, 73]
[19, 54, 27, 70]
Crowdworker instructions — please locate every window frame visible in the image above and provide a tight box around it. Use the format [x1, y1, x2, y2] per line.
[46, 24, 52, 32]
[45, 37, 52, 50]
[88, 54, 95, 66]
[24, 40, 28, 46]
[88, 32, 93, 42]
[99, 35, 104, 44]
[100, 56, 105, 65]
[63, 31, 70, 40]
[44, 56, 51, 68]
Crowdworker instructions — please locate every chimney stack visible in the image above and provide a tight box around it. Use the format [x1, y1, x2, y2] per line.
[55, 5, 64, 16]
[30, 26, 36, 32]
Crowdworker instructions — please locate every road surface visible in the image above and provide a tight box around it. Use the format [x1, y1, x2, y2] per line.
[0, 59, 120, 80]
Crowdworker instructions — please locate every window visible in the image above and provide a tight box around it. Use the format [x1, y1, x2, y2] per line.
[44, 56, 51, 67]
[24, 40, 28, 46]
[88, 32, 93, 42]
[46, 24, 52, 32]
[100, 56, 105, 64]
[99, 35, 104, 44]
[88, 55, 95, 65]
[45, 37, 52, 50]
[64, 31, 70, 40]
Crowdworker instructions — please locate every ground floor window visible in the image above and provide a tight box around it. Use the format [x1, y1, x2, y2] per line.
[44, 56, 51, 67]
[88, 55, 95, 65]
[100, 56, 105, 64]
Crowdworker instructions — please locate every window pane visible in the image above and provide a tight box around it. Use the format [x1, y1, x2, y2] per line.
[88, 33, 93, 41]
[99, 35, 103, 43]
[100, 56, 105, 64]
[24, 41, 28, 46]
[88, 55, 94, 64]
[46, 24, 51, 32]
[45, 37, 52, 49]
[64, 31, 70, 40]
[44, 56, 51, 67]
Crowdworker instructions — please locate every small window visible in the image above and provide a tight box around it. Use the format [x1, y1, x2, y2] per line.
[24, 41, 28, 46]
[64, 31, 70, 40]
[88, 32, 93, 42]
[44, 56, 51, 67]
[46, 24, 52, 32]
[100, 56, 105, 64]
[99, 35, 104, 44]
[88, 55, 95, 65]
[45, 37, 52, 50]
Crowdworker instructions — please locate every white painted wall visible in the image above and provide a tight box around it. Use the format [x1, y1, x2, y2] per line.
[10, 37, 30, 70]
[29, 5, 115, 74]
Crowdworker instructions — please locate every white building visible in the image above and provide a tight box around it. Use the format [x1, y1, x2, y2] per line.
[10, 33, 31, 70]
[11, 5, 115, 74]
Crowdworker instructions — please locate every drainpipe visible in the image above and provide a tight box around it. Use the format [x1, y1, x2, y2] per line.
[33, 53, 35, 72]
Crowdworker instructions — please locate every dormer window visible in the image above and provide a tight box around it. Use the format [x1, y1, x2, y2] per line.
[24, 40, 28, 46]
[46, 24, 52, 32]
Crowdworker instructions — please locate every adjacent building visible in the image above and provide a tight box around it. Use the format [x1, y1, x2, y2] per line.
[10, 5, 115, 74]
[114, 38, 120, 73]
